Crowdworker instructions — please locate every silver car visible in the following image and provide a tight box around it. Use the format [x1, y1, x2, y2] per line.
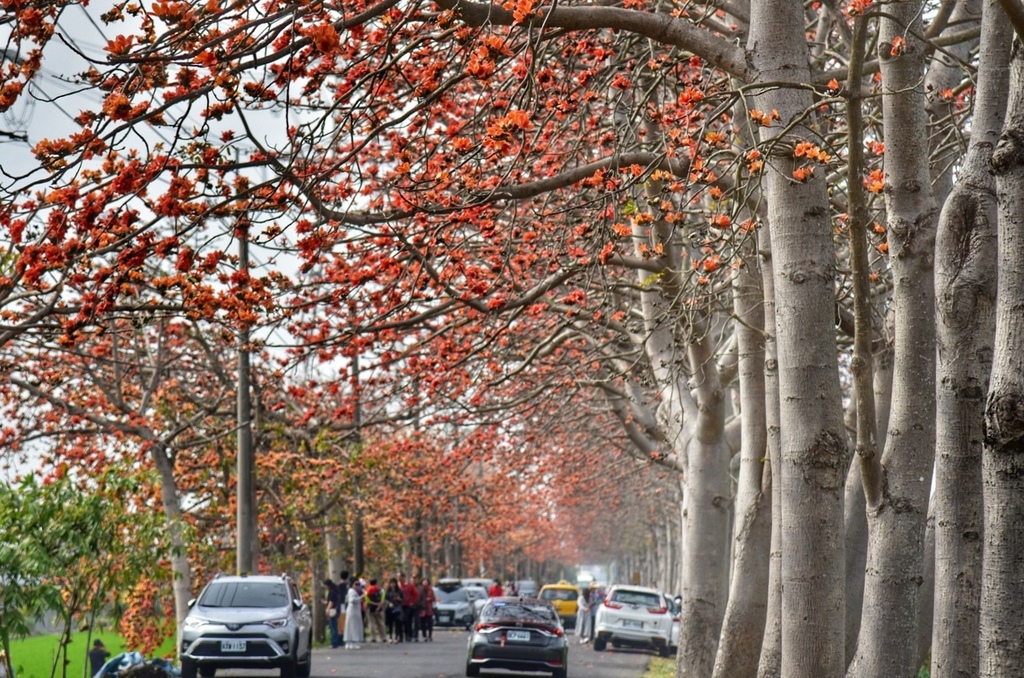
[179, 574, 312, 678]
[434, 586, 476, 629]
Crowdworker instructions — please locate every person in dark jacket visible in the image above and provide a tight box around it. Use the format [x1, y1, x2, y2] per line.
[88, 639, 111, 677]
[323, 578, 343, 648]
[385, 577, 404, 643]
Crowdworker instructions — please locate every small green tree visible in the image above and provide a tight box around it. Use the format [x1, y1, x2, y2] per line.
[0, 466, 165, 678]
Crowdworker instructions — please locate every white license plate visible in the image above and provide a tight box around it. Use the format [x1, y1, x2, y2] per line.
[507, 630, 531, 642]
[221, 640, 246, 652]
[439, 615, 450, 622]
[624, 620, 643, 629]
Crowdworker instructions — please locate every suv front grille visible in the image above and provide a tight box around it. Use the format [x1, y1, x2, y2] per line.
[189, 637, 281, 659]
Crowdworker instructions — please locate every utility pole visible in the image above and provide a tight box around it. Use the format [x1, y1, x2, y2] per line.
[352, 353, 364, 576]
[236, 222, 257, 574]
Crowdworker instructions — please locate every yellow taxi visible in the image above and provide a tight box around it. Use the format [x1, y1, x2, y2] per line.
[538, 580, 581, 628]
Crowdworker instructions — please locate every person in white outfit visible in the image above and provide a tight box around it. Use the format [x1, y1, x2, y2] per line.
[576, 588, 593, 643]
[344, 579, 365, 649]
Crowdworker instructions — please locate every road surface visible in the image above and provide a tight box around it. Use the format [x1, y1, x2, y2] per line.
[222, 626, 654, 678]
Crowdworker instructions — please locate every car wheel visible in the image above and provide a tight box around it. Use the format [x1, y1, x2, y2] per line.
[552, 668, 567, 678]
[280, 658, 297, 678]
[296, 640, 312, 678]
[593, 637, 606, 652]
[180, 659, 198, 678]
[199, 667, 216, 678]
[466, 662, 481, 677]
[659, 643, 673, 658]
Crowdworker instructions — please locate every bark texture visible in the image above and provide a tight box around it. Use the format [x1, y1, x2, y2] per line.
[847, 0, 939, 674]
[980, 37, 1024, 678]
[756, 224, 783, 678]
[932, 3, 1008, 675]
[747, 2, 848, 675]
[712, 250, 769, 678]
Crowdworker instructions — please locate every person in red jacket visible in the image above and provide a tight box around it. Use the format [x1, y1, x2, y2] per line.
[488, 579, 504, 597]
[399, 572, 420, 642]
[418, 578, 436, 641]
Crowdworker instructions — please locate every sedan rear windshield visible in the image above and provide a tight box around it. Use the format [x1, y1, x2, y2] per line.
[199, 581, 290, 608]
[482, 601, 559, 624]
[540, 589, 576, 602]
[608, 590, 663, 608]
[436, 588, 470, 603]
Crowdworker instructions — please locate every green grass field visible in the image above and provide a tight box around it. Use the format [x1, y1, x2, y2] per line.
[641, 656, 675, 678]
[5, 633, 176, 678]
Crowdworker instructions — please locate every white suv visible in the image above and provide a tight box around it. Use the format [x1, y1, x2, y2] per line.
[179, 574, 313, 678]
[593, 585, 673, 657]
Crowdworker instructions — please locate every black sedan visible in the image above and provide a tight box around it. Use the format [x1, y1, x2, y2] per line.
[466, 597, 568, 678]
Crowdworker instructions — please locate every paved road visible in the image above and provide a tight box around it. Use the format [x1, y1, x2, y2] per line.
[222, 627, 653, 678]
[310, 628, 652, 678]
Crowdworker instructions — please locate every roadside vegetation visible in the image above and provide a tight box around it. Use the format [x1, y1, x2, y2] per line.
[642, 657, 676, 678]
[5, 632, 175, 678]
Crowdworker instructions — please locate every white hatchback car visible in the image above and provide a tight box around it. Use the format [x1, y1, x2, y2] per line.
[593, 585, 673, 657]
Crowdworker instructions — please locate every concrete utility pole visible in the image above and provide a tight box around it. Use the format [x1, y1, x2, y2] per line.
[237, 223, 257, 574]
[352, 353, 364, 576]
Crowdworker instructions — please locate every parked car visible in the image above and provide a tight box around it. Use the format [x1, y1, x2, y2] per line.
[465, 585, 490, 620]
[178, 573, 312, 678]
[515, 580, 539, 597]
[461, 577, 495, 591]
[466, 597, 568, 678]
[667, 594, 681, 652]
[435, 586, 477, 629]
[437, 577, 464, 592]
[538, 581, 580, 629]
[593, 584, 673, 657]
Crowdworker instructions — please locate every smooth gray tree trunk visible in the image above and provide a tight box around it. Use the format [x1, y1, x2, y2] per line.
[747, 2, 848, 675]
[980, 35, 1024, 678]
[712, 248, 770, 678]
[932, 4, 1008, 675]
[676, 342, 730, 677]
[756, 224, 783, 678]
[153, 442, 194, 624]
[847, 0, 939, 674]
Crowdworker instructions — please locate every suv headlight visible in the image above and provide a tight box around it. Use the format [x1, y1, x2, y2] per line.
[265, 617, 290, 628]
[183, 617, 207, 630]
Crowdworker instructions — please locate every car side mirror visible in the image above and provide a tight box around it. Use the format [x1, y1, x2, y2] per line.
[293, 599, 304, 610]
[187, 598, 197, 608]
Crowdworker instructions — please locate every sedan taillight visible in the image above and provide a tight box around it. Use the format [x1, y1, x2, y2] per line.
[476, 622, 501, 631]
[648, 606, 668, 614]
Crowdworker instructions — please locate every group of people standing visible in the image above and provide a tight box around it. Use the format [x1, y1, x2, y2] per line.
[323, 571, 437, 649]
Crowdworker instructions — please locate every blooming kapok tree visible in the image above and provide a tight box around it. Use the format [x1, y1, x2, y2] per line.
[3, 2, 1022, 678]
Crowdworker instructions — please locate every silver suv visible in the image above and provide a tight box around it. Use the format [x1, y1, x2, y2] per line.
[179, 574, 312, 678]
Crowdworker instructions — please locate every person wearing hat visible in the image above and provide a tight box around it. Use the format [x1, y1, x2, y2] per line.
[88, 639, 111, 677]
